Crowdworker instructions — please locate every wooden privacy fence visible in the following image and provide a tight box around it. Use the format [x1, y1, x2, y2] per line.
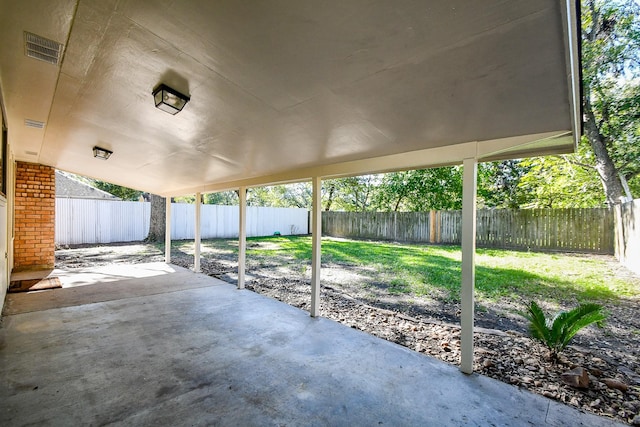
[56, 198, 308, 245]
[322, 208, 615, 254]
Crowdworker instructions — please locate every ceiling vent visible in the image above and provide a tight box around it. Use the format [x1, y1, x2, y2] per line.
[24, 31, 64, 65]
[24, 119, 45, 129]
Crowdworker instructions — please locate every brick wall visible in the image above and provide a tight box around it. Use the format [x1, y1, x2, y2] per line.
[13, 162, 55, 272]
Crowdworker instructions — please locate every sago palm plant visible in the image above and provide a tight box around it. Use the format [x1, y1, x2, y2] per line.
[524, 301, 607, 360]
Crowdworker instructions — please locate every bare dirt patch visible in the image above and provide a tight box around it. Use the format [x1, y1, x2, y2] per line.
[56, 242, 640, 425]
[55, 242, 165, 268]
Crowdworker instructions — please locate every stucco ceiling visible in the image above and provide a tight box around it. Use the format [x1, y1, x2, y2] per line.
[0, 0, 580, 196]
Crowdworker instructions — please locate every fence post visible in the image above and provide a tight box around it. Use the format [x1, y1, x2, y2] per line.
[429, 210, 435, 243]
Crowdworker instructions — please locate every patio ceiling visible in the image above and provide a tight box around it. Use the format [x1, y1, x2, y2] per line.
[0, 0, 580, 196]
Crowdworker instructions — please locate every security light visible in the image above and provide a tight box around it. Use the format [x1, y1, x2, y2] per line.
[93, 146, 113, 160]
[152, 84, 190, 115]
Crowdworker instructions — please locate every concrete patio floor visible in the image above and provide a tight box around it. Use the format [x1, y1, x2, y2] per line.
[0, 263, 624, 426]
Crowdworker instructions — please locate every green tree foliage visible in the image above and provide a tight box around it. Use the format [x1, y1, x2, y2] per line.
[517, 156, 604, 208]
[477, 160, 531, 208]
[580, 0, 640, 204]
[373, 168, 463, 211]
[320, 168, 466, 213]
[524, 301, 607, 359]
[248, 183, 312, 208]
[204, 191, 239, 205]
[173, 194, 196, 204]
[172, 192, 240, 205]
[322, 176, 380, 212]
[87, 179, 142, 201]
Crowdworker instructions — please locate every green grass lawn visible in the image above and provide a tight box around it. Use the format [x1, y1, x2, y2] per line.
[174, 235, 639, 304]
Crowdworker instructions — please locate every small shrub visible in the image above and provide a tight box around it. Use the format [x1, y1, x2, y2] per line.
[523, 301, 607, 359]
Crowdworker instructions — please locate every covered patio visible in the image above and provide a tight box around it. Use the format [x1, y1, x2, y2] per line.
[1, 263, 621, 426]
[1, 0, 589, 423]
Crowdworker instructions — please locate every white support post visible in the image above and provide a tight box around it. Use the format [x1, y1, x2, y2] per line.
[460, 157, 477, 374]
[164, 197, 172, 263]
[237, 187, 247, 289]
[194, 192, 201, 272]
[310, 176, 322, 317]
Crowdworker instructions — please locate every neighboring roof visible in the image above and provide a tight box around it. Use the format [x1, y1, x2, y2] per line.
[55, 171, 121, 200]
[0, 1, 580, 196]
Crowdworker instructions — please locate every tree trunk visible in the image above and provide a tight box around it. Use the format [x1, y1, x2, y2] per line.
[583, 97, 624, 206]
[393, 186, 408, 211]
[324, 182, 335, 211]
[581, 1, 626, 206]
[146, 194, 166, 242]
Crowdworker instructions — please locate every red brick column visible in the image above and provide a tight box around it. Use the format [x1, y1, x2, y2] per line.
[13, 162, 55, 272]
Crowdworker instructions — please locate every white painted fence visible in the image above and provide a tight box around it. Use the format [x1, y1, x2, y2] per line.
[56, 199, 150, 245]
[170, 204, 308, 240]
[55, 198, 308, 245]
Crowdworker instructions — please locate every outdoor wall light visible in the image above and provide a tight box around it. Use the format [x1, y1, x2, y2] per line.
[93, 146, 113, 160]
[152, 84, 190, 115]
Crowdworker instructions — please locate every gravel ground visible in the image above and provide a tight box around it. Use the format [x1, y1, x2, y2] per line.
[56, 243, 640, 425]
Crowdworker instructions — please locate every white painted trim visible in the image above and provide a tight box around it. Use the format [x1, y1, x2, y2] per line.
[237, 187, 247, 290]
[476, 131, 571, 159]
[194, 192, 201, 273]
[7, 153, 15, 276]
[0, 197, 8, 314]
[310, 176, 321, 317]
[164, 131, 571, 197]
[164, 197, 172, 263]
[460, 158, 477, 375]
[562, 0, 582, 148]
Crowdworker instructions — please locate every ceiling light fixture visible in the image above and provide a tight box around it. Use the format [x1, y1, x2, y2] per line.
[93, 146, 113, 160]
[152, 84, 190, 115]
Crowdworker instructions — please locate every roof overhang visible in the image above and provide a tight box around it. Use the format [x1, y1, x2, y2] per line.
[0, 0, 581, 197]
